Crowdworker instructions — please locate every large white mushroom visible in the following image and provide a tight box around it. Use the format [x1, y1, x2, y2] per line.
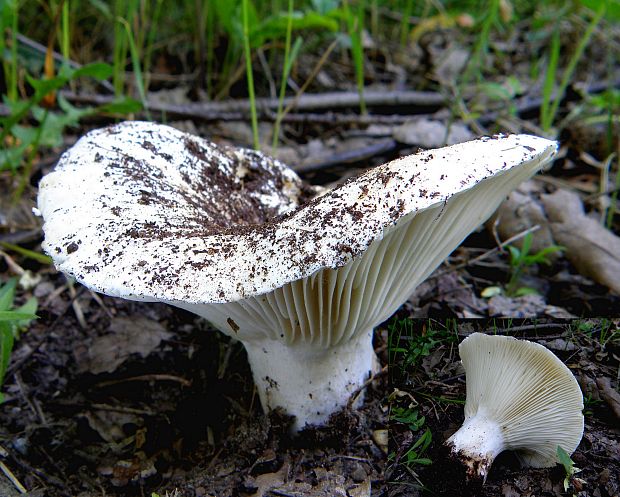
[445, 332, 584, 485]
[37, 121, 557, 431]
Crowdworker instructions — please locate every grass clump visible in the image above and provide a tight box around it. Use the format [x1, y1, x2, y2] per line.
[388, 318, 459, 376]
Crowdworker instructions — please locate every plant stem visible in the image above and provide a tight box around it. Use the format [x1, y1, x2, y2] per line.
[400, 0, 414, 47]
[61, 0, 70, 63]
[8, 0, 19, 102]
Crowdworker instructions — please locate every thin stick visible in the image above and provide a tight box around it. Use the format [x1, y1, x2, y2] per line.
[61, 88, 445, 115]
[95, 373, 191, 388]
[0, 460, 27, 493]
[347, 364, 387, 409]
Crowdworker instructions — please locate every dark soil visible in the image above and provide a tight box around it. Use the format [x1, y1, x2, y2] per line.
[387, 320, 620, 497]
[0, 271, 387, 496]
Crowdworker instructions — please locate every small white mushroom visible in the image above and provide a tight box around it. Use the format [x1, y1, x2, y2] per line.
[37, 121, 557, 431]
[445, 333, 584, 484]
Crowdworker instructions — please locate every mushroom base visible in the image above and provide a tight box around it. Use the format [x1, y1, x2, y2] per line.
[444, 413, 504, 484]
[243, 330, 379, 432]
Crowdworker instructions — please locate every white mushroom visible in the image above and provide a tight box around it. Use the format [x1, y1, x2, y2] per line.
[37, 121, 557, 431]
[445, 333, 584, 484]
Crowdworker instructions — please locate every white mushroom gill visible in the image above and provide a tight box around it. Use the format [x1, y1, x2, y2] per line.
[38, 121, 557, 431]
[445, 333, 584, 484]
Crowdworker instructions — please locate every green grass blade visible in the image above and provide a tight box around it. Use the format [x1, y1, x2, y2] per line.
[399, 0, 414, 47]
[541, 28, 561, 131]
[119, 17, 150, 119]
[545, 4, 606, 132]
[0, 322, 15, 389]
[0, 278, 17, 312]
[112, 0, 127, 95]
[344, 0, 366, 114]
[143, 0, 164, 91]
[0, 242, 53, 264]
[272, 0, 295, 150]
[61, 0, 70, 64]
[462, 0, 499, 85]
[243, 0, 260, 150]
[0, 311, 37, 322]
[8, 0, 18, 102]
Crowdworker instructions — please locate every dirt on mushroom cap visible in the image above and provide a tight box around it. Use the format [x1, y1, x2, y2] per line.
[37, 122, 557, 305]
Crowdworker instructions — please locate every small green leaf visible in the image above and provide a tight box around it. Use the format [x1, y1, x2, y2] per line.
[254, 11, 338, 46]
[26, 74, 69, 98]
[557, 445, 574, 474]
[588, 89, 620, 109]
[72, 62, 114, 80]
[579, 0, 620, 21]
[0, 311, 37, 322]
[410, 428, 432, 451]
[477, 81, 512, 101]
[392, 407, 426, 430]
[13, 297, 38, 336]
[557, 445, 578, 492]
[521, 233, 533, 258]
[97, 97, 143, 114]
[10, 124, 39, 145]
[507, 245, 521, 266]
[481, 286, 502, 298]
[1, 97, 30, 116]
[514, 286, 539, 297]
[0, 278, 17, 312]
[0, 323, 15, 386]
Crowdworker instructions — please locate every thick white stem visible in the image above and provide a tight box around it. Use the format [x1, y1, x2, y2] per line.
[445, 412, 505, 482]
[243, 329, 379, 431]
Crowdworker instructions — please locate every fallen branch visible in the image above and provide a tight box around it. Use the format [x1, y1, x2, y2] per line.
[61, 88, 445, 115]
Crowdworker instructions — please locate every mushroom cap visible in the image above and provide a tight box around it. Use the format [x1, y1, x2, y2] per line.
[38, 121, 556, 305]
[459, 333, 584, 467]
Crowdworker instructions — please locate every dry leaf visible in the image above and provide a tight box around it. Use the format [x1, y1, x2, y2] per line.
[490, 181, 557, 256]
[596, 377, 620, 420]
[502, 484, 520, 497]
[249, 464, 288, 497]
[77, 316, 172, 374]
[348, 478, 371, 497]
[372, 429, 388, 454]
[542, 189, 620, 295]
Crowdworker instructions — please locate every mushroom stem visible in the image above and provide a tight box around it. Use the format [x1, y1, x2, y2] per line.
[243, 330, 379, 431]
[445, 411, 505, 483]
